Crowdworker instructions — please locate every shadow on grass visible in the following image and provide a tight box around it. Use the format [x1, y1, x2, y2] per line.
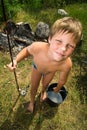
[0, 94, 58, 130]
[75, 72, 87, 102]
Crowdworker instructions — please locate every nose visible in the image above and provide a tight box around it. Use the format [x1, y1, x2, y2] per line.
[61, 45, 67, 51]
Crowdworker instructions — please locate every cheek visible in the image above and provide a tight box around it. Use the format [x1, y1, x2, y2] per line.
[50, 43, 54, 50]
[50, 42, 58, 51]
[66, 49, 74, 56]
[51, 45, 57, 53]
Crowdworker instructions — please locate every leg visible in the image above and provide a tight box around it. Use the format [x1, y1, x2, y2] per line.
[28, 67, 42, 113]
[40, 72, 55, 102]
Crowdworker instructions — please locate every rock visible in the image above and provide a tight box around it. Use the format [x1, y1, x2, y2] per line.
[15, 22, 35, 40]
[0, 21, 50, 53]
[35, 22, 50, 40]
[3, 20, 17, 35]
[58, 9, 68, 16]
[0, 33, 14, 51]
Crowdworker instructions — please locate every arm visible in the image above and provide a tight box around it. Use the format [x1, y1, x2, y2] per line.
[7, 45, 32, 71]
[15, 41, 38, 62]
[53, 60, 72, 92]
[15, 47, 30, 63]
[53, 70, 70, 92]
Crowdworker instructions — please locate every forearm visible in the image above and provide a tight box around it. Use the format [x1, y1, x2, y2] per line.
[54, 68, 71, 92]
[54, 72, 68, 92]
[56, 81, 65, 92]
[16, 47, 30, 63]
[7, 47, 30, 71]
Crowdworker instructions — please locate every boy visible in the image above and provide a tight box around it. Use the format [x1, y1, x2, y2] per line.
[7, 17, 82, 113]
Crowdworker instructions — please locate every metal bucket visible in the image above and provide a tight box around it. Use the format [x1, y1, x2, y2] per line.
[46, 83, 68, 107]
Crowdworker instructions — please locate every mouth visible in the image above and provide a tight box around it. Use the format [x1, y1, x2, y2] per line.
[56, 52, 64, 56]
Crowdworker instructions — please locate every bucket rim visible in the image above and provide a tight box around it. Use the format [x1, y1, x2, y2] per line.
[46, 83, 68, 104]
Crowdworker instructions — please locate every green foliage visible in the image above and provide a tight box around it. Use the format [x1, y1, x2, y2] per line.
[24, 0, 42, 12]
[0, 51, 87, 129]
[41, 0, 66, 8]
[0, 0, 87, 23]
[0, 3, 87, 130]
[0, 0, 21, 21]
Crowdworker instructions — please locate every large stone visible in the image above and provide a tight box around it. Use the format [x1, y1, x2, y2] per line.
[35, 22, 50, 39]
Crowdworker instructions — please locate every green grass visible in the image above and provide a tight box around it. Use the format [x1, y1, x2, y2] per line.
[0, 3, 87, 130]
[0, 51, 87, 130]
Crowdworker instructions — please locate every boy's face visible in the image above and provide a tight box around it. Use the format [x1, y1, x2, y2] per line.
[48, 31, 76, 62]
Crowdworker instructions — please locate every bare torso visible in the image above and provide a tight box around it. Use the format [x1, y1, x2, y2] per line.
[27, 42, 72, 74]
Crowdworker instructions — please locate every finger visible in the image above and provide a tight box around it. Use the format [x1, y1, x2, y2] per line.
[7, 64, 16, 71]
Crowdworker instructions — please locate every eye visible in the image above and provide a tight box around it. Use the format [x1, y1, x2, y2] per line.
[67, 44, 75, 49]
[56, 40, 62, 45]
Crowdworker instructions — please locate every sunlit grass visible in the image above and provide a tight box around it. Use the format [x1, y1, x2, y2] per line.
[0, 3, 87, 130]
[0, 50, 87, 129]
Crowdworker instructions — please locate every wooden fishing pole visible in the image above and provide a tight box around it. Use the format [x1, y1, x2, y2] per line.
[1, 0, 20, 94]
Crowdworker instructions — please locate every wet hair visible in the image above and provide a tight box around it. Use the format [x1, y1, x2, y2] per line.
[49, 17, 82, 45]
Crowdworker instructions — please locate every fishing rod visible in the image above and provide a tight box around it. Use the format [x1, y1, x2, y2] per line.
[1, 0, 29, 96]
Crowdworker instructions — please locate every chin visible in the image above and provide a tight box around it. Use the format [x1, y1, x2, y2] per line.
[53, 53, 66, 61]
[55, 56, 66, 62]
[54, 57, 63, 62]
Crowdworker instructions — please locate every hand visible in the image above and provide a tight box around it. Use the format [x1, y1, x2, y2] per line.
[7, 60, 17, 71]
[53, 87, 59, 93]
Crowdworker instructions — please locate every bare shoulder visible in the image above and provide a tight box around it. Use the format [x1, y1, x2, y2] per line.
[64, 57, 72, 71]
[59, 57, 72, 73]
[27, 41, 47, 54]
[67, 57, 72, 68]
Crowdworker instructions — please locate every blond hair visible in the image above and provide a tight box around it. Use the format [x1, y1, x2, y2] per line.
[49, 17, 82, 45]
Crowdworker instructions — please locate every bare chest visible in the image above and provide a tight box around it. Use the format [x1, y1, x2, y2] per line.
[33, 56, 64, 74]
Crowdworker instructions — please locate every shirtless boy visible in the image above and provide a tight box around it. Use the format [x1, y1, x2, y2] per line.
[8, 17, 82, 113]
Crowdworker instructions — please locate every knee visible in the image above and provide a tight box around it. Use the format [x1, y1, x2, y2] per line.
[30, 84, 38, 92]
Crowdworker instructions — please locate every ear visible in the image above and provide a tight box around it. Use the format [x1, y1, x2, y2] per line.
[48, 36, 51, 43]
